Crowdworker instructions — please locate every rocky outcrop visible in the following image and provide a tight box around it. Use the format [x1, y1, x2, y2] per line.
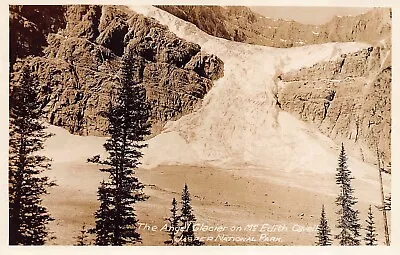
[278, 44, 391, 163]
[9, 5, 67, 70]
[184, 52, 224, 80]
[10, 5, 224, 136]
[157, 6, 391, 48]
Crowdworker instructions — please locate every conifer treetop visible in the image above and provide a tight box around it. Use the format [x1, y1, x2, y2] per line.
[364, 205, 378, 246]
[315, 204, 332, 246]
[334, 143, 361, 246]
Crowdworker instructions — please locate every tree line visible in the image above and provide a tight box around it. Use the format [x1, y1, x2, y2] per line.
[75, 183, 203, 246]
[315, 144, 390, 246]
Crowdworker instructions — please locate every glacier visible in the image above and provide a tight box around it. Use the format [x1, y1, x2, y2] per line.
[130, 6, 372, 173]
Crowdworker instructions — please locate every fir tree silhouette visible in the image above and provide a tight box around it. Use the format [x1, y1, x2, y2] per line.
[335, 143, 361, 245]
[178, 184, 204, 246]
[9, 65, 56, 245]
[364, 205, 378, 246]
[315, 205, 332, 246]
[91, 50, 151, 245]
[75, 224, 90, 246]
[164, 197, 180, 245]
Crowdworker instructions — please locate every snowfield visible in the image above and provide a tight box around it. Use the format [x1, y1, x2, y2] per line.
[43, 6, 389, 205]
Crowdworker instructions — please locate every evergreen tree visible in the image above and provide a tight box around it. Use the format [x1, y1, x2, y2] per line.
[91, 51, 151, 245]
[75, 224, 90, 246]
[9, 65, 56, 245]
[178, 184, 204, 246]
[91, 181, 114, 245]
[335, 143, 361, 245]
[164, 197, 180, 245]
[315, 205, 332, 246]
[364, 205, 378, 246]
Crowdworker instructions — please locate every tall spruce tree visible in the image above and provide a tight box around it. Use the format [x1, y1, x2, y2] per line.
[91, 51, 151, 245]
[178, 183, 204, 246]
[315, 205, 332, 246]
[164, 197, 180, 245]
[9, 65, 56, 245]
[364, 205, 378, 246]
[335, 143, 361, 245]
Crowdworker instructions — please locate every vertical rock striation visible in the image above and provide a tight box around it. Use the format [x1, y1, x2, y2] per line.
[278, 44, 391, 163]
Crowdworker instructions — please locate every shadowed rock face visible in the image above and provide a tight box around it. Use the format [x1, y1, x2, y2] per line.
[157, 6, 391, 48]
[9, 5, 67, 70]
[278, 45, 391, 163]
[10, 5, 224, 136]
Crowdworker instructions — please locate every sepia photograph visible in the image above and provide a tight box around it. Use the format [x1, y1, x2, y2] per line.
[5, 1, 396, 249]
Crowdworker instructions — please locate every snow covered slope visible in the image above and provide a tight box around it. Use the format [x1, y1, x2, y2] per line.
[43, 125, 108, 163]
[130, 6, 373, 175]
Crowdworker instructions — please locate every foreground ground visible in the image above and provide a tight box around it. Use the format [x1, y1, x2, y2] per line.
[42, 161, 390, 246]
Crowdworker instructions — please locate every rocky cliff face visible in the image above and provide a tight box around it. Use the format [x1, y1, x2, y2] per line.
[278, 43, 391, 163]
[10, 5, 224, 136]
[9, 5, 391, 163]
[9, 5, 67, 70]
[158, 5, 391, 163]
[157, 6, 391, 48]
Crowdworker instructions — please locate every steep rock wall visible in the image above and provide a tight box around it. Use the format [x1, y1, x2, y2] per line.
[278, 45, 391, 163]
[10, 5, 224, 136]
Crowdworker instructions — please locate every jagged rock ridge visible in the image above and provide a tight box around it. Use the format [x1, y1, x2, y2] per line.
[10, 5, 224, 136]
[157, 6, 391, 48]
